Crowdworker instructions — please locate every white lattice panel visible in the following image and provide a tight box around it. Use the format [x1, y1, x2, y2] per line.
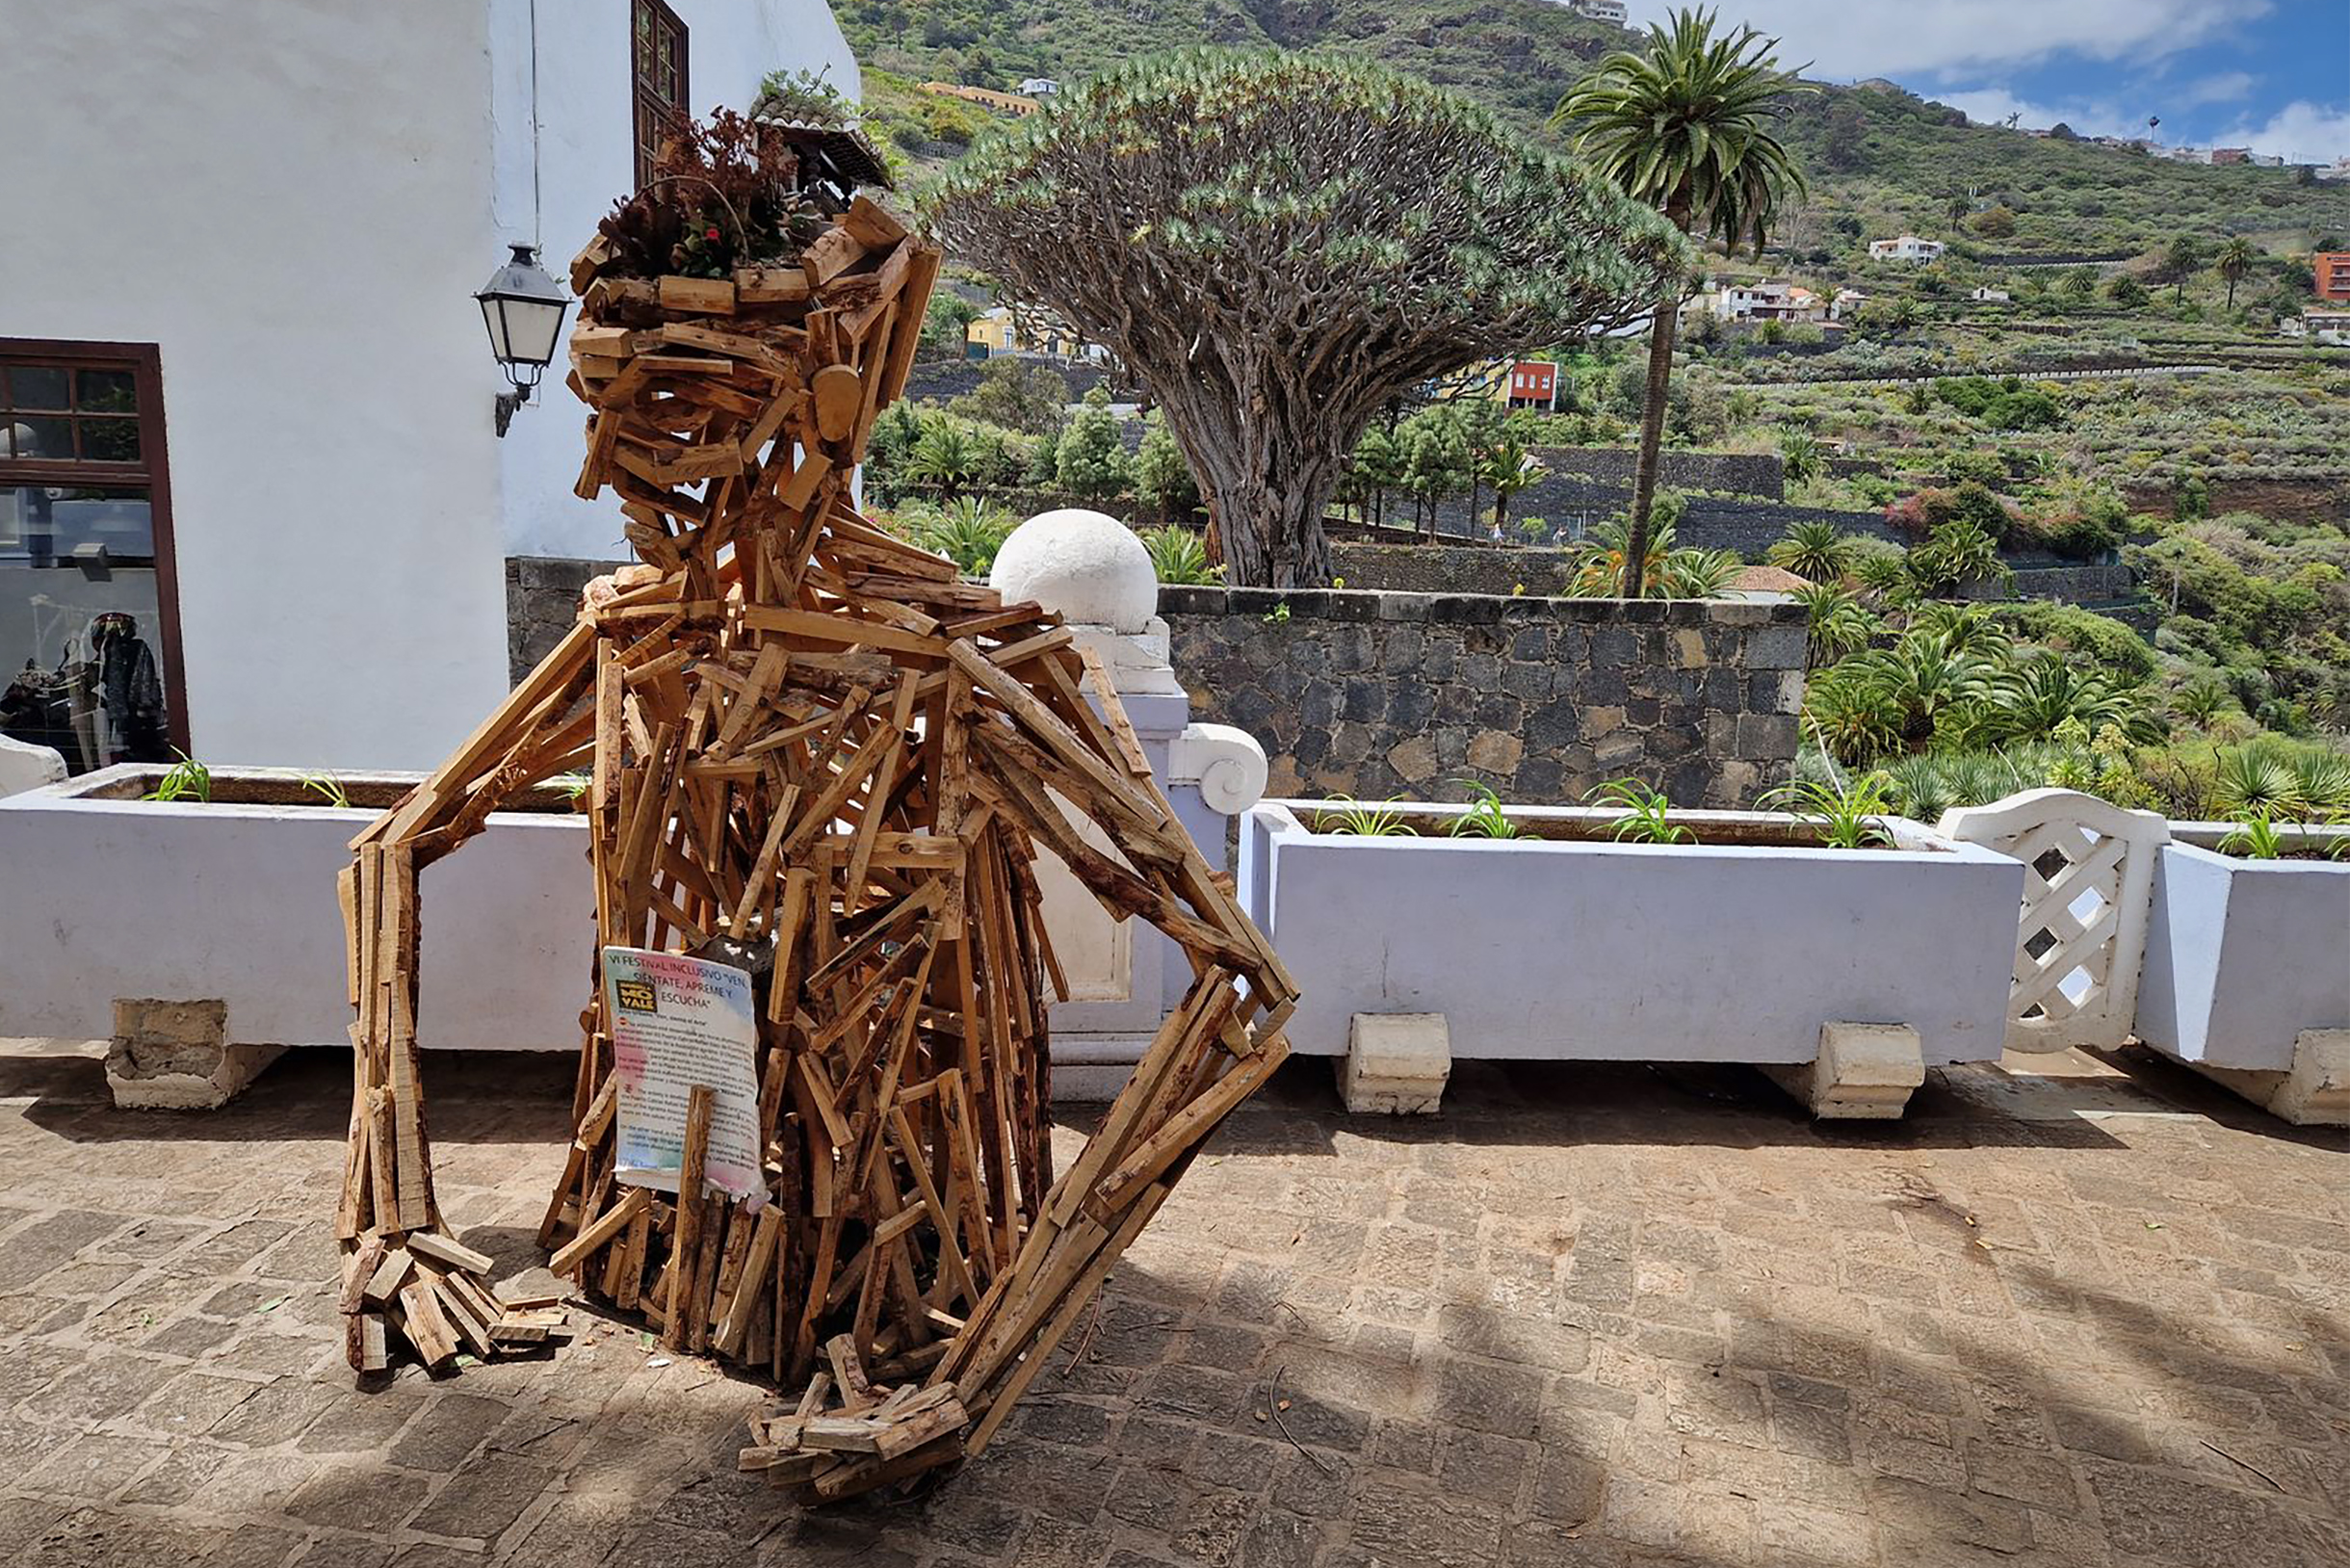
[1939, 790, 2171, 1054]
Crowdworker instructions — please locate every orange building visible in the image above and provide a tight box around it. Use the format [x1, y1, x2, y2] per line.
[2314, 251, 2350, 302]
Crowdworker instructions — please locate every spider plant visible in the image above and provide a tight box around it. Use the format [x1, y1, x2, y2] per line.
[1761, 775, 1896, 849]
[300, 771, 351, 809]
[1587, 778, 1693, 845]
[1447, 781, 1522, 839]
[2218, 808, 2289, 861]
[1314, 797, 1418, 837]
[143, 750, 212, 804]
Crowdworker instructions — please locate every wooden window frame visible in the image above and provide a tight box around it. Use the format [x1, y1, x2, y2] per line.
[0, 338, 191, 758]
[632, 0, 690, 190]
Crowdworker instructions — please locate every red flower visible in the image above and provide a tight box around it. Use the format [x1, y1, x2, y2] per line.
[705, 226, 721, 242]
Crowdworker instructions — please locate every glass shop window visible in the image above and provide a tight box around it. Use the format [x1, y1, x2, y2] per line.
[0, 344, 185, 773]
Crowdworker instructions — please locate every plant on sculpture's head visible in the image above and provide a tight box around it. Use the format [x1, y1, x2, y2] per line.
[596, 107, 828, 279]
[1447, 781, 1523, 839]
[144, 749, 211, 804]
[1315, 797, 1419, 837]
[1762, 774, 1896, 849]
[1588, 777, 1694, 844]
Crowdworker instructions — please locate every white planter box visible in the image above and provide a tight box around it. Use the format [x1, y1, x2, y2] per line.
[0, 765, 593, 1052]
[1239, 799, 2023, 1069]
[2136, 828, 2350, 1072]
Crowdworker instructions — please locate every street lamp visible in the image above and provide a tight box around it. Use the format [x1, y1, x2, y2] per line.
[474, 244, 571, 436]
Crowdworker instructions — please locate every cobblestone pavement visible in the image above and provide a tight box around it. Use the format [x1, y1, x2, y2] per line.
[4, 1038, 2347, 1568]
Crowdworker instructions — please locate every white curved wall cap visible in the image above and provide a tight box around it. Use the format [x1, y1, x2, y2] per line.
[989, 509, 1157, 633]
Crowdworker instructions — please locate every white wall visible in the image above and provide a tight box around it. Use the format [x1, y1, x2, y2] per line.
[0, 1, 510, 771]
[493, 0, 861, 562]
[0, 0, 859, 771]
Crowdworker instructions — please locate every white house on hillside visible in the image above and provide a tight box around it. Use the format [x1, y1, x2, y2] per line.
[1868, 235, 1946, 264]
[0, 0, 858, 773]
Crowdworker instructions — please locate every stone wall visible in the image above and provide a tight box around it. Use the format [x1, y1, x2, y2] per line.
[509, 557, 1806, 810]
[1159, 586, 1805, 810]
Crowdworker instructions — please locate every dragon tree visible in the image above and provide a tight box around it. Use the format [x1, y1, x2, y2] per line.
[927, 48, 1686, 587]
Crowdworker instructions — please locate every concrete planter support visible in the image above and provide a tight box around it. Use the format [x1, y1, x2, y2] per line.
[2135, 825, 2350, 1126]
[1238, 799, 2024, 1118]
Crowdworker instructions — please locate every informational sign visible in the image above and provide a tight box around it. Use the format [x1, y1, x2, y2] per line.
[601, 947, 763, 1199]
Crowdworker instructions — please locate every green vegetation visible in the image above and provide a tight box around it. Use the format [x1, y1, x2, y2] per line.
[1313, 797, 1418, 836]
[1555, 7, 1810, 595]
[926, 47, 1684, 585]
[1448, 782, 1524, 839]
[143, 751, 211, 804]
[1589, 777, 1694, 844]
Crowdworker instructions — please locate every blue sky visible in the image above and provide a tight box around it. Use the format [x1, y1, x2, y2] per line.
[1623, 1, 2350, 159]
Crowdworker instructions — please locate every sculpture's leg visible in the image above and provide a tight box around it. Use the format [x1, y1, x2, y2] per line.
[335, 619, 600, 1372]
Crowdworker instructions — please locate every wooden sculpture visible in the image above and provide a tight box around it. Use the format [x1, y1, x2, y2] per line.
[331, 154, 1294, 1503]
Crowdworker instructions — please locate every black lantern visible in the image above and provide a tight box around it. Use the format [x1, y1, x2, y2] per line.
[475, 244, 571, 435]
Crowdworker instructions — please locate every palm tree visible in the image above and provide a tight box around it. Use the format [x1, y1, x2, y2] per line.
[1478, 431, 1546, 538]
[2213, 236, 2258, 309]
[2162, 235, 2206, 303]
[1992, 657, 2142, 743]
[1778, 429, 1824, 484]
[1653, 546, 1743, 599]
[1555, 8, 1810, 595]
[1793, 581, 1878, 666]
[1767, 519, 1857, 583]
[1852, 638, 1997, 751]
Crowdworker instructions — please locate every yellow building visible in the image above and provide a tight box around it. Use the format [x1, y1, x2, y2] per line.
[919, 82, 1040, 117]
[964, 306, 1093, 361]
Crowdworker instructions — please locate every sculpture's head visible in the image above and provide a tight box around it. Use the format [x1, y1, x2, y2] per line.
[561, 112, 937, 574]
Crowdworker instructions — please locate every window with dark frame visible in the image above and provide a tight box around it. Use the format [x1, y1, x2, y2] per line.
[633, 0, 689, 189]
[0, 341, 188, 774]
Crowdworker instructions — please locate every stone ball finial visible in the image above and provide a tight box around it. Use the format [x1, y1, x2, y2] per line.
[988, 509, 1157, 634]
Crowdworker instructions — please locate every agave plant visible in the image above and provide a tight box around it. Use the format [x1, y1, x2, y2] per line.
[1794, 582, 1878, 667]
[1588, 777, 1693, 844]
[2209, 746, 2297, 817]
[910, 497, 1016, 575]
[1877, 753, 1960, 822]
[1137, 525, 1222, 586]
[2285, 748, 2350, 817]
[1766, 519, 1857, 584]
[1652, 546, 1742, 599]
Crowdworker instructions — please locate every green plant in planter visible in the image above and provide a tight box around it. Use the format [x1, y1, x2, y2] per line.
[1762, 775, 1896, 849]
[1315, 797, 1418, 836]
[2218, 807, 2290, 861]
[300, 771, 352, 809]
[144, 750, 211, 804]
[1447, 782, 1522, 839]
[1588, 778, 1693, 845]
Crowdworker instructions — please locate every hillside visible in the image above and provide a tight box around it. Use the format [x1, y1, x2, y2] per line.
[842, 0, 2350, 261]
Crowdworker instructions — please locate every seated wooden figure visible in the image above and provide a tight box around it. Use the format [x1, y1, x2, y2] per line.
[330, 123, 1294, 1502]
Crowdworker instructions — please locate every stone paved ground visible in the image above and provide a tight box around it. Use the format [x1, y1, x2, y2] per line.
[3, 1039, 2347, 1568]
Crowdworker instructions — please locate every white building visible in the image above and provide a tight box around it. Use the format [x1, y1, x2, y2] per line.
[1702, 280, 1825, 323]
[1571, 0, 1629, 22]
[1970, 286, 2012, 302]
[1868, 235, 1946, 264]
[1830, 288, 1869, 321]
[0, 0, 858, 774]
[1018, 77, 1061, 96]
[2283, 309, 2350, 346]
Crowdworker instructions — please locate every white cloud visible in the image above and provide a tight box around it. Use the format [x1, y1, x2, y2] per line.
[2174, 70, 2257, 109]
[2212, 100, 2350, 161]
[1622, 1, 2263, 82]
